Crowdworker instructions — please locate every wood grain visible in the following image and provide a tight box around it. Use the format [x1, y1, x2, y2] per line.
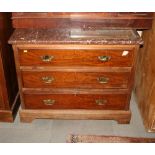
[0, 13, 20, 122]
[18, 48, 134, 67]
[22, 88, 129, 94]
[23, 93, 128, 110]
[151, 119, 155, 130]
[21, 71, 130, 89]
[20, 109, 131, 124]
[12, 12, 153, 29]
[12, 13, 154, 19]
[67, 134, 155, 143]
[135, 16, 155, 132]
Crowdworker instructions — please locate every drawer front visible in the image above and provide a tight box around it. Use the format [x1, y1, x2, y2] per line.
[19, 49, 134, 67]
[22, 71, 75, 88]
[22, 71, 130, 89]
[23, 93, 128, 110]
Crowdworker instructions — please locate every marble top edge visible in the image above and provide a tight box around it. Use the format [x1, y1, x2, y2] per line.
[9, 28, 143, 45]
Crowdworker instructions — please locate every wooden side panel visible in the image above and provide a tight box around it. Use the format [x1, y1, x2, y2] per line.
[0, 13, 10, 110]
[0, 13, 18, 108]
[0, 47, 5, 109]
[0, 13, 20, 122]
[135, 17, 155, 132]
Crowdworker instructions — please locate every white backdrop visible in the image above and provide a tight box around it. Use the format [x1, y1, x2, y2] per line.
[0, 0, 155, 12]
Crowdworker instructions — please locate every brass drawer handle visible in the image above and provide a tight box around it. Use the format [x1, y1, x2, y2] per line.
[98, 56, 111, 62]
[42, 76, 54, 84]
[97, 77, 109, 84]
[23, 50, 28, 53]
[41, 55, 54, 62]
[43, 99, 55, 105]
[95, 99, 107, 105]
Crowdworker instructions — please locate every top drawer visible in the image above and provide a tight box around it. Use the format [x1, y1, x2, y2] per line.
[18, 49, 134, 67]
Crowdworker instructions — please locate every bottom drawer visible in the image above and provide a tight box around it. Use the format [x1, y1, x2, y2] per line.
[23, 93, 128, 110]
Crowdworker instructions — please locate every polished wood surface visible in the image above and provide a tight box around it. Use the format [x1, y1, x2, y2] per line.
[0, 13, 19, 122]
[12, 12, 153, 19]
[18, 48, 134, 67]
[23, 93, 128, 110]
[21, 71, 130, 89]
[135, 16, 155, 132]
[12, 12, 153, 29]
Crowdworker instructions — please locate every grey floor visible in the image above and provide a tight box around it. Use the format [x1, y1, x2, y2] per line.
[0, 93, 155, 143]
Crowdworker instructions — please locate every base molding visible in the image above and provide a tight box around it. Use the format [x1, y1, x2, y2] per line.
[0, 110, 14, 122]
[147, 119, 155, 132]
[20, 109, 131, 124]
[0, 93, 20, 122]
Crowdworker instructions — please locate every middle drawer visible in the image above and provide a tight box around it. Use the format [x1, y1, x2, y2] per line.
[21, 71, 130, 89]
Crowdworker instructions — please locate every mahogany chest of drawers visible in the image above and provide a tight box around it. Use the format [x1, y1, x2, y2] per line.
[9, 29, 142, 123]
[0, 13, 19, 122]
